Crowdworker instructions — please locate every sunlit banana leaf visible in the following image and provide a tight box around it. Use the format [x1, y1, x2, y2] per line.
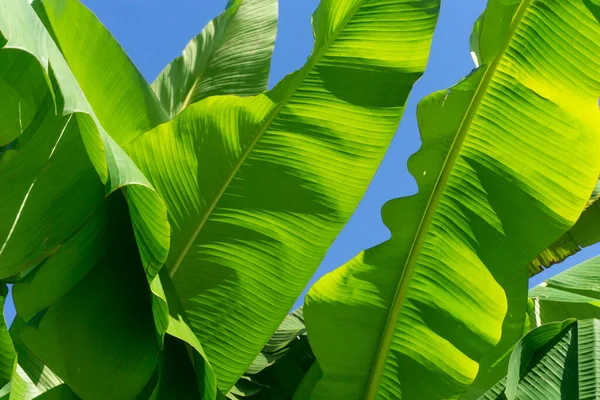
[152, 0, 277, 118]
[0, 358, 42, 400]
[304, 0, 600, 399]
[34, 0, 169, 145]
[526, 3, 600, 277]
[123, 0, 440, 391]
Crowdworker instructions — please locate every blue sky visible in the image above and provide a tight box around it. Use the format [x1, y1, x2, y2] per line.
[5, 1, 600, 323]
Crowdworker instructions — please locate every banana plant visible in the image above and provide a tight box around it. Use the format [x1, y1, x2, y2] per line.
[303, 1, 600, 399]
[0, 0, 440, 398]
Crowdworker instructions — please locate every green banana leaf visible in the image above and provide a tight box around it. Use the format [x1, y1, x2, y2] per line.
[228, 308, 315, 399]
[28, 0, 173, 340]
[468, 13, 484, 68]
[10, 192, 213, 399]
[223, 251, 600, 399]
[1, 317, 79, 400]
[524, 3, 600, 277]
[33, 0, 169, 145]
[0, 358, 42, 400]
[529, 255, 600, 327]
[152, 0, 278, 118]
[0, 1, 179, 396]
[32, 0, 278, 338]
[472, 0, 600, 278]
[480, 319, 599, 400]
[157, 268, 218, 399]
[303, 0, 600, 399]
[0, 0, 170, 296]
[246, 308, 307, 376]
[18, 194, 159, 400]
[122, 0, 440, 391]
[292, 362, 323, 400]
[1, 368, 79, 400]
[148, 334, 202, 400]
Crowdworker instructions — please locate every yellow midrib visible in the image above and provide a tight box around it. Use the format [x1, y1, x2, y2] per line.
[363, 1, 532, 398]
[167, 1, 367, 278]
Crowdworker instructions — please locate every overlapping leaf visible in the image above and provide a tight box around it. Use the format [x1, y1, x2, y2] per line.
[3, 0, 282, 397]
[15, 194, 159, 400]
[303, 1, 600, 399]
[0, 0, 170, 284]
[0, 0, 169, 397]
[33, 0, 278, 341]
[123, 0, 440, 391]
[32, 0, 171, 289]
[2, 317, 78, 400]
[0, 0, 170, 349]
[480, 319, 600, 400]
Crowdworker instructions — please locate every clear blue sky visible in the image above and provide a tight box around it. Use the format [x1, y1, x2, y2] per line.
[5, 1, 600, 323]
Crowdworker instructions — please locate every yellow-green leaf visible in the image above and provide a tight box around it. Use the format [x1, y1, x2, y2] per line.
[304, 1, 600, 398]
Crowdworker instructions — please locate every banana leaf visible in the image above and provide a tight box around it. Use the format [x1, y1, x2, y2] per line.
[303, 1, 600, 398]
[152, 0, 277, 118]
[122, 0, 440, 392]
[479, 319, 599, 400]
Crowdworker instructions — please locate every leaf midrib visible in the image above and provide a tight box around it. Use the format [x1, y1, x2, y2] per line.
[363, 1, 532, 398]
[167, 1, 368, 278]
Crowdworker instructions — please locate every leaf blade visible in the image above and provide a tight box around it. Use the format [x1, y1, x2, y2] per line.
[304, 0, 600, 398]
[151, 0, 278, 117]
[125, 0, 441, 391]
